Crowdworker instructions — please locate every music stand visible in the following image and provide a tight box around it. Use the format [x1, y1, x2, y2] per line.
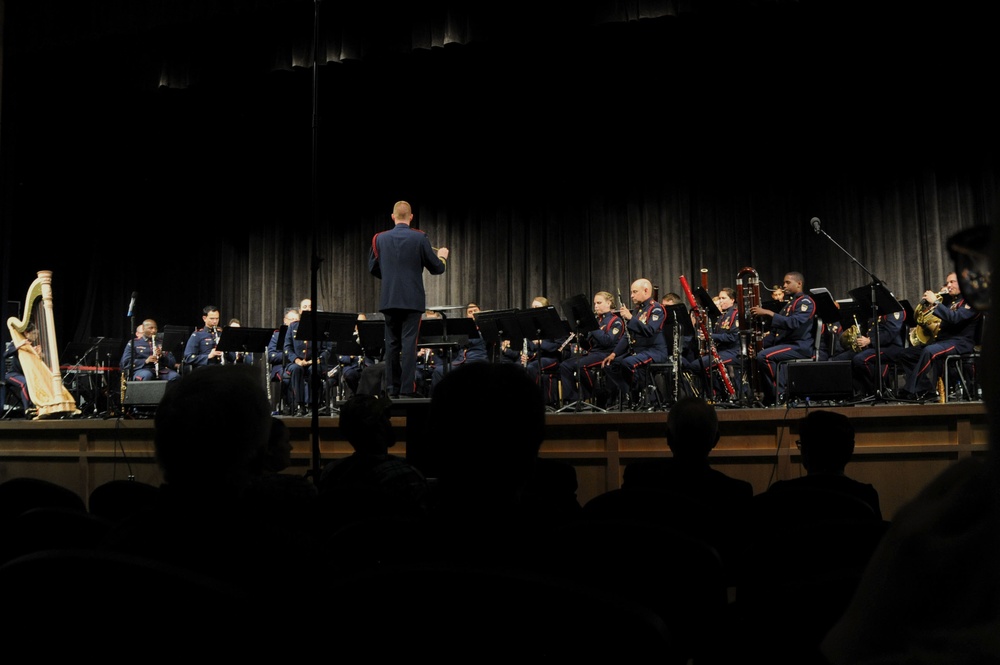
[515, 306, 568, 391]
[417, 318, 476, 371]
[296, 312, 359, 415]
[693, 287, 721, 323]
[809, 288, 840, 354]
[850, 282, 905, 402]
[555, 295, 604, 413]
[471, 309, 511, 363]
[216, 326, 273, 358]
[356, 321, 386, 358]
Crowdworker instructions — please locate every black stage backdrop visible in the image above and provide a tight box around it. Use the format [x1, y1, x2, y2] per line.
[0, 1, 995, 348]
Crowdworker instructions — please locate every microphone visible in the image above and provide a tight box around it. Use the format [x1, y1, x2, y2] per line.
[127, 291, 138, 317]
[810, 217, 822, 234]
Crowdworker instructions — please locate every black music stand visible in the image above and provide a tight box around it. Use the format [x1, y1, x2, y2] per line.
[356, 321, 386, 359]
[296, 312, 359, 414]
[556, 294, 603, 413]
[850, 282, 905, 403]
[161, 326, 189, 367]
[216, 326, 273, 361]
[693, 287, 721, 324]
[809, 288, 841, 354]
[515, 306, 569, 408]
[475, 308, 523, 357]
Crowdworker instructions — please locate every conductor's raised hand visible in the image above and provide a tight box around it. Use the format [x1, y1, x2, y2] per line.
[437, 247, 449, 261]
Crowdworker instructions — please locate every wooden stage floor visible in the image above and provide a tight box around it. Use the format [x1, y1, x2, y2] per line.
[0, 400, 989, 521]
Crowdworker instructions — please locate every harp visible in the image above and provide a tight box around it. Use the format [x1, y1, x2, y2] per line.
[6, 270, 80, 419]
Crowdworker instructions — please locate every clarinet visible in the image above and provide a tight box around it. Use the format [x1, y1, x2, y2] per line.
[152, 332, 159, 377]
[618, 288, 635, 353]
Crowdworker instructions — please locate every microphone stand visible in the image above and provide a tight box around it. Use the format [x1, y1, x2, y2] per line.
[811, 220, 899, 404]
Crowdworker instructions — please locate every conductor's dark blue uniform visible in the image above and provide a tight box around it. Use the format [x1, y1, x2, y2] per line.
[369, 202, 448, 398]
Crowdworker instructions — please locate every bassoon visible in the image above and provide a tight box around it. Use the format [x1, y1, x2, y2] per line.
[680, 274, 736, 399]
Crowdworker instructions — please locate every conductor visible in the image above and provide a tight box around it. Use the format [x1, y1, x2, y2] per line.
[369, 200, 449, 398]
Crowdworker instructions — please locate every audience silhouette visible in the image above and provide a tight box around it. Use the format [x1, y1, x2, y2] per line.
[316, 393, 429, 543]
[765, 409, 882, 519]
[614, 396, 753, 583]
[100, 364, 313, 600]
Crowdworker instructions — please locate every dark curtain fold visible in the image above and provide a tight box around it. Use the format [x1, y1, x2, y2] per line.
[1, 1, 995, 344]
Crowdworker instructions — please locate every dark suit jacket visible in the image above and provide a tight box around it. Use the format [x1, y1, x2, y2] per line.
[369, 223, 446, 312]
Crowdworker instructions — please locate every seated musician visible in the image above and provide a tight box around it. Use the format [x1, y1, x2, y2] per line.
[521, 296, 570, 407]
[121, 319, 180, 382]
[3, 323, 39, 415]
[430, 302, 489, 391]
[284, 314, 333, 416]
[267, 307, 298, 414]
[600, 278, 669, 409]
[749, 271, 817, 405]
[849, 309, 906, 397]
[183, 305, 225, 370]
[682, 287, 740, 399]
[897, 272, 981, 401]
[558, 291, 623, 404]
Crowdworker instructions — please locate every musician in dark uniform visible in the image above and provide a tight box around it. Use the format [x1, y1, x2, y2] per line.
[183, 305, 224, 370]
[3, 323, 38, 414]
[369, 200, 449, 399]
[845, 309, 906, 397]
[683, 287, 740, 399]
[521, 296, 570, 407]
[601, 278, 669, 408]
[431, 302, 488, 391]
[266, 307, 298, 414]
[897, 272, 981, 400]
[284, 317, 332, 416]
[750, 272, 816, 405]
[121, 319, 179, 382]
[559, 291, 623, 404]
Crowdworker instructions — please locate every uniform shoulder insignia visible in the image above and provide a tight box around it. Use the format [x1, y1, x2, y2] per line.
[651, 313, 660, 321]
[612, 326, 621, 335]
[800, 303, 809, 312]
[892, 311, 901, 320]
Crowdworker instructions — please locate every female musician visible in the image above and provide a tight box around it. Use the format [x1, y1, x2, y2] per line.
[3, 323, 39, 415]
[558, 291, 624, 404]
[522, 296, 570, 406]
[682, 288, 741, 398]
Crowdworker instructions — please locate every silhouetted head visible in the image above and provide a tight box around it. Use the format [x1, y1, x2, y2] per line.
[429, 362, 545, 492]
[797, 410, 855, 474]
[154, 365, 272, 495]
[339, 394, 395, 454]
[666, 397, 720, 462]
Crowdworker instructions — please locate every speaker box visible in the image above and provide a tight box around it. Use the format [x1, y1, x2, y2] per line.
[785, 361, 853, 400]
[122, 380, 170, 406]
